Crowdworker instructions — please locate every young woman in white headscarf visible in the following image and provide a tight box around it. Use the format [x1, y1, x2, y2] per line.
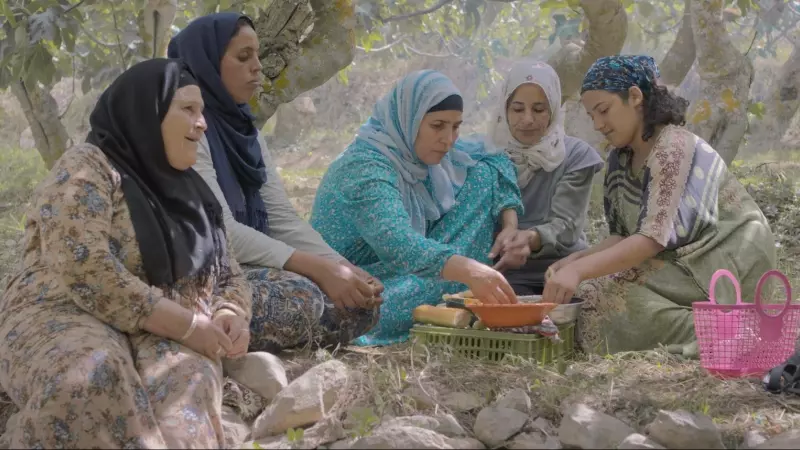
[489, 60, 604, 295]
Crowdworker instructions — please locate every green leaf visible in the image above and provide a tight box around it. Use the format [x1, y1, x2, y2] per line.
[748, 101, 765, 120]
[22, 43, 56, 86]
[0, 1, 17, 27]
[638, 1, 655, 18]
[737, 0, 751, 16]
[540, 0, 567, 10]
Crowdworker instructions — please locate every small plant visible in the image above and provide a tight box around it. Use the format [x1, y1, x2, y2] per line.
[347, 407, 380, 439]
[286, 427, 305, 447]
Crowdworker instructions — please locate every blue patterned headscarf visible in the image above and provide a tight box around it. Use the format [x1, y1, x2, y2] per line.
[580, 55, 661, 94]
[355, 70, 485, 234]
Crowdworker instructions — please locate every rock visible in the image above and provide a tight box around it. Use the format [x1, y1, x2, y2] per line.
[223, 352, 288, 402]
[382, 415, 466, 438]
[249, 417, 346, 449]
[754, 429, 800, 448]
[646, 410, 724, 449]
[447, 437, 486, 449]
[493, 388, 532, 415]
[508, 431, 562, 449]
[443, 392, 485, 412]
[346, 425, 454, 449]
[557, 403, 635, 449]
[528, 417, 556, 435]
[743, 429, 768, 449]
[473, 406, 529, 448]
[251, 360, 350, 438]
[618, 433, 665, 449]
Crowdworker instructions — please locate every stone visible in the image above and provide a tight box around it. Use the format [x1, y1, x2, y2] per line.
[508, 431, 562, 449]
[618, 433, 665, 449]
[743, 429, 768, 449]
[473, 406, 529, 448]
[251, 360, 350, 438]
[223, 352, 288, 402]
[381, 414, 466, 438]
[447, 437, 486, 449]
[557, 403, 635, 449]
[347, 426, 454, 449]
[753, 429, 800, 449]
[493, 388, 532, 415]
[646, 410, 724, 449]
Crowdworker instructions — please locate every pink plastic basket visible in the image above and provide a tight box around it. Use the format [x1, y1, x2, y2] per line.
[692, 269, 800, 378]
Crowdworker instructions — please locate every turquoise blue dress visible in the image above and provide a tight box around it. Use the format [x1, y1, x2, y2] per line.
[310, 146, 521, 346]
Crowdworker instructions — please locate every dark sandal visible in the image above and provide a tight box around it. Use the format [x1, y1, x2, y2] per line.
[763, 351, 800, 394]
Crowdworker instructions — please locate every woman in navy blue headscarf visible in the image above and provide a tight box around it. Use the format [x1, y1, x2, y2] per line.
[168, 13, 382, 354]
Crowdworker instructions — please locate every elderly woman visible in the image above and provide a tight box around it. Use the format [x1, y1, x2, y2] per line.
[309, 70, 526, 346]
[0, 59, 251, 448]
[487, 60, 603, 294]
[168, 13, 382, 353]
[543, 55, 776, 357]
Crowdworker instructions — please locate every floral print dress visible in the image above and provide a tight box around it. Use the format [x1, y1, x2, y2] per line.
[0, 144, 253, 448]
[577, 126, 776, 354]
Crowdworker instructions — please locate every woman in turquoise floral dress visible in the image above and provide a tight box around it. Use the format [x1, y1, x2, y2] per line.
[310, 70, 529, 346]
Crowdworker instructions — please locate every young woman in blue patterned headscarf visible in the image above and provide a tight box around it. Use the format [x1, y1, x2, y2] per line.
[542, 55, 776, 357]
[310, 70, 526, 346]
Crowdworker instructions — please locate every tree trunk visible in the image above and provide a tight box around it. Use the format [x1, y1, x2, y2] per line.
[548, 0, 628, 103]
[251, 0, 357, 128]
[10, 80, 70, 169]
[138, 0, 179, 58]
[750, 34, 800, 149]
[659, 0, 696, 87]
[685, 0, 753, 165]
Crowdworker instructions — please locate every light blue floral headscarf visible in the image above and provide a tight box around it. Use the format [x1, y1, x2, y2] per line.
[355, 70, 486, 234]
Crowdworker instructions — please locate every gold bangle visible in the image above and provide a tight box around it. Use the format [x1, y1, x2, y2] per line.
[180, 312, 198, 341]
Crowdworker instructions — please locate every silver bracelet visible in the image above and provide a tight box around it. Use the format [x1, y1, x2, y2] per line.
[180, 312, 198, 341]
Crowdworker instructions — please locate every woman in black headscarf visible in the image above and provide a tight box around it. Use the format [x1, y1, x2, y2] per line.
[0, 58, 252, 448]
[168, 13, 382, 353]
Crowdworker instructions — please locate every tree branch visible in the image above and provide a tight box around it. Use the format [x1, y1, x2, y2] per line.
[252, 0, 358, 126]
[548, 0, 628, 103]
[659, 0, 695, 87]
[379, 0, 456, 23]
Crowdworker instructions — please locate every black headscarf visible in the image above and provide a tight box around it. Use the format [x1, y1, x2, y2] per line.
[168, 13, 269, 235]
[86, 58, 227, 287]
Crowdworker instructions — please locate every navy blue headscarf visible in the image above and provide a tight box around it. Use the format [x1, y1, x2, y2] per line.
[168, 13, 269, 234]
[580, 55, 661, 94]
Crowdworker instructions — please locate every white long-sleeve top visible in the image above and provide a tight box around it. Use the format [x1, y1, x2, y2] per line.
[193, 133, 343, 269]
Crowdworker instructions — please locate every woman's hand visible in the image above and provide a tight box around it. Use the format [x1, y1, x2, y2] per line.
[548, 252, 581, 275]
[313, 258, 382, 310]
[213, 312, 250, 359]
[491, 230, 532, 272]
[341, 261, 385, 308]
[543, 264, 582, 304]
[182, 313, 233, 360]
[462, 260, 518, 305]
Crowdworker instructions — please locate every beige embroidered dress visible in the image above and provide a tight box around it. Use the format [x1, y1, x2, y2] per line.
[578, 125, 776, 353]
[0, 144, 252, 448]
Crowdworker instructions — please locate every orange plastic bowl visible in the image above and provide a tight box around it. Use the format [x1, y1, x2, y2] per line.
[466, 303, 557, 328]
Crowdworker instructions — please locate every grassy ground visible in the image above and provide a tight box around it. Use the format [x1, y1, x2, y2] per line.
[1, 142, 800, 447]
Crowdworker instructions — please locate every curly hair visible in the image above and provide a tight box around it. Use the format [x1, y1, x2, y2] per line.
[617, 85, 690, 142]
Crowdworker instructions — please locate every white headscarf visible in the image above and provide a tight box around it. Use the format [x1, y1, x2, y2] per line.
[488, 60, 566, 188]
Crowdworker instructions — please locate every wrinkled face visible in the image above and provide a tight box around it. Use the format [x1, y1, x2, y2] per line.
[220, 24, 263, 104]
[414, 110, 462, 165]
[162, 85, 207, 170]
[581, 87, 643, 149]
[506, 83, 551, 145]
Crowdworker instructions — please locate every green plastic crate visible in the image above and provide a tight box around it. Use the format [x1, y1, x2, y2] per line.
[410, 322, 575, 364]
